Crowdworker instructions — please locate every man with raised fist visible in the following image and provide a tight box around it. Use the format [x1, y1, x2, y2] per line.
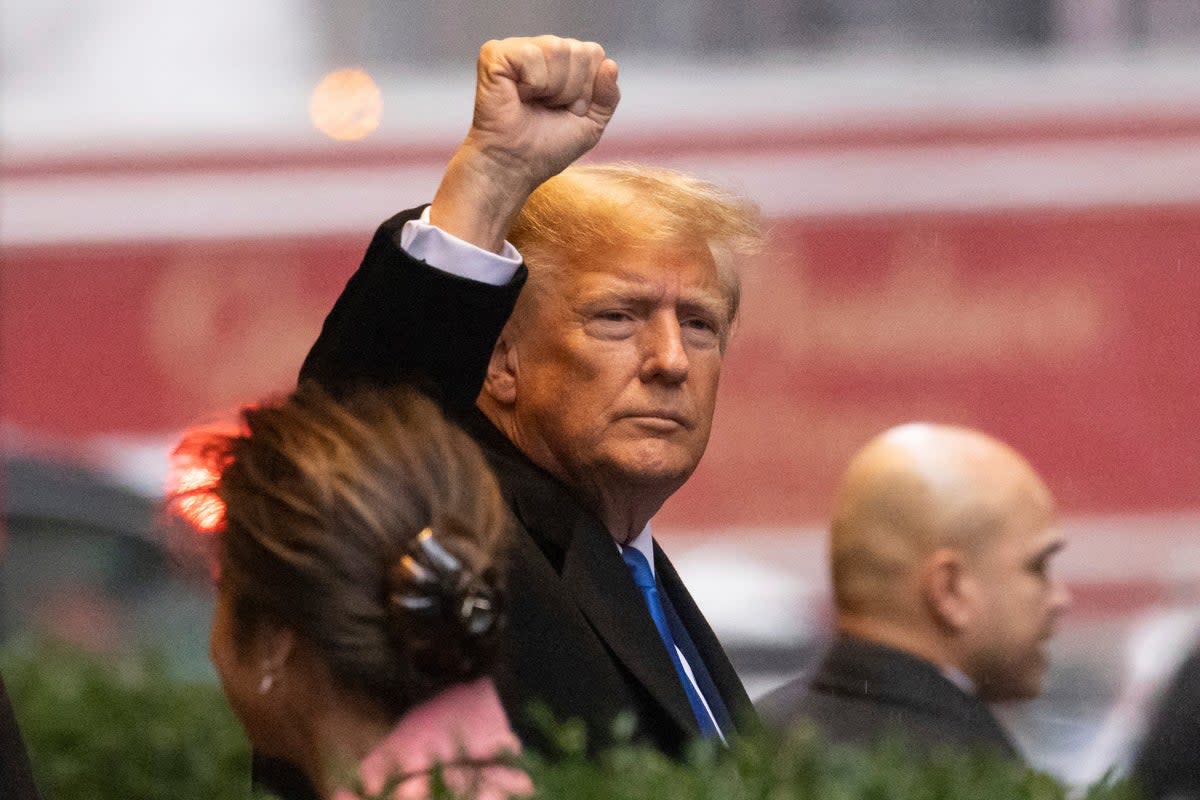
[291, 35, 762, 791]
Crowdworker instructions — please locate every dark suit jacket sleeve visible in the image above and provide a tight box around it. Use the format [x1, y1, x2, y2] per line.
[298, 207, 527, 414]
[1132, 645, 1200, 800]
[0, 677, 41, 800]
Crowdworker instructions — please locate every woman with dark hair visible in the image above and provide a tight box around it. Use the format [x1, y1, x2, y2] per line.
[172, 384, 530, 800]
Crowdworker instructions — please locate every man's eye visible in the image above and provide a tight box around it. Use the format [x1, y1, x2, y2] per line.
[585, 311, 638, 337]
[682, 317, 723, 340]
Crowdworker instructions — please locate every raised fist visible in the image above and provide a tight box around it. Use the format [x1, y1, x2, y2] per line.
[431, 36, 620, 252]
[466, 36, 620, 184]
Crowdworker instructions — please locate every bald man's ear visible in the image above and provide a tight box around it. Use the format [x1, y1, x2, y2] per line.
[921, 548, 973, 633]
[481, 331, 518, 406]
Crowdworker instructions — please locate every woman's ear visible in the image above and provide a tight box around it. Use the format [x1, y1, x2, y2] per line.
[481, 331, 518, 406]
[921, 547, 974, 634]
[253, 624, 297, 693]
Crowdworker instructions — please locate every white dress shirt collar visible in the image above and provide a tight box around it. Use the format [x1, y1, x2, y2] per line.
[622, 522, 655, 576]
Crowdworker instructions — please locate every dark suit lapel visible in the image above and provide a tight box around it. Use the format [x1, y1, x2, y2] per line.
[558, 513, 701, 737]
[463, 410, 699, 738]
[655, 547, 755, 729]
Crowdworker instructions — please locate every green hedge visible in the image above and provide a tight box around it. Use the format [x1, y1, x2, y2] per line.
[2, 641, 252, 800]
[2, 643, 1135, 800]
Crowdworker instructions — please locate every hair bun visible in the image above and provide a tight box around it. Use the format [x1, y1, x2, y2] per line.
[386, 526, 503, 687]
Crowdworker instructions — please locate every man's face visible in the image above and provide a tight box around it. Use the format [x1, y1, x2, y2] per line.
[962, 482, 1072, 701]
[501, 246, 729, 501]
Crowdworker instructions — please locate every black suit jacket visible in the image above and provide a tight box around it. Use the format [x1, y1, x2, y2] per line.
[1131, 643, 1200, 800]
[0, 677, 41, 800]
[292, 208, 752, 765]
[756, 635, 1018, 760]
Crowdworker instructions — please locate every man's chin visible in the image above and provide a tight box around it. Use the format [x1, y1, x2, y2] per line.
[603, 445, 699, 488]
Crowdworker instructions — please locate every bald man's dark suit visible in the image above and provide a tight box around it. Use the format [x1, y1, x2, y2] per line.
[756, 635, 1019, 760]
[1, 676, 41, 800]
[256, 209, 754, 799]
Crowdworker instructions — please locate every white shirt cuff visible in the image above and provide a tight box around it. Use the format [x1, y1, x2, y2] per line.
[396, 206, 523, 286]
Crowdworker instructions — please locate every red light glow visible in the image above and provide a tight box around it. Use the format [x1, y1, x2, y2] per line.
[169, 463, 226, 534]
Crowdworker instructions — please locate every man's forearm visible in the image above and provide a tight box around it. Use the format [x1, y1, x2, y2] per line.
[429, 145, 539, 255]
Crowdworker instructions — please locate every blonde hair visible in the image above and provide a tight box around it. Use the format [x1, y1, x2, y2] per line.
[508, 163, 762, 327]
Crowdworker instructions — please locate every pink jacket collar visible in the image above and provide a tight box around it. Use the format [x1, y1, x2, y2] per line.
[332, 678, 530, 800]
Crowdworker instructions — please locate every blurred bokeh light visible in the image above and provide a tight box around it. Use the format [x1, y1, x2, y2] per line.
[308, 67, 382, 141]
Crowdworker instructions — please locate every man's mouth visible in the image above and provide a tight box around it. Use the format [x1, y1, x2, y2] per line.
[621, 412, 690, 431]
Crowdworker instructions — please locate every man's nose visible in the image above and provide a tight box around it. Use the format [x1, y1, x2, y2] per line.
[639, 313, 689, 383]
[1052, 579, 1073, 615]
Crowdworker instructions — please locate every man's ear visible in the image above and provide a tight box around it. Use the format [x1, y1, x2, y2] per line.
[482, 331, 518, 406]
[921, 547, 973, 633]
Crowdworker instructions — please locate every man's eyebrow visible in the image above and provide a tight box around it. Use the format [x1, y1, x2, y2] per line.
[575, 285, 654, 304]
[576, 283, 726, 310]
[678, 294, 731, 321]
[1032, 539, 1066, 561]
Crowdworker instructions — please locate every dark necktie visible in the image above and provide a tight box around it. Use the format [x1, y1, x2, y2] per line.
[621, 546, 720, 738]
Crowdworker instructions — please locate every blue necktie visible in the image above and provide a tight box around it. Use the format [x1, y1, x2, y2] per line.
[621, 546, 720, 738]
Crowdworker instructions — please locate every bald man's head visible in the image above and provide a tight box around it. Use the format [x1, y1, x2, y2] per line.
[832, 424, 1045, 615]
[830, 423, 1071, 701]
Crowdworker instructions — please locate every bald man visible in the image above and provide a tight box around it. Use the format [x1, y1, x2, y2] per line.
[757, 423, 1072, 759]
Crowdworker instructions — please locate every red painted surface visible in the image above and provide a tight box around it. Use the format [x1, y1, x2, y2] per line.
[5, 203, 1198, 527]
[2, 236, 361, 433]
[664, 204, 1200, 526]
[5, 101, 1200, 532]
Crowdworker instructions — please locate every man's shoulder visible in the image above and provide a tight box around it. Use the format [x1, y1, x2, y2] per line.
[458, 408, 590, 561]
[758, 636, 1016, 758]
[761, 674, 1008, 758]
[756, 665, 905, 736]
[755, 673, 813, 729]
